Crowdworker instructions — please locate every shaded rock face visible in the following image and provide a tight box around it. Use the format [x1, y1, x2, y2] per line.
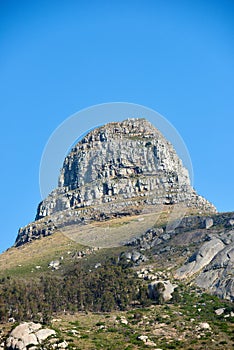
[15, 118, 216, 246]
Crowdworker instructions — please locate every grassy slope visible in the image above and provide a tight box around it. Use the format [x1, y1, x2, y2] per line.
[0, 205, 201, 277]
[1, 211, 234, 349]
[0, 231, 84, 277]
[27, 295, 234, 349]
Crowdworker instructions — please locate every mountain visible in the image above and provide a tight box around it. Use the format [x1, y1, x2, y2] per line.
[0, 118, 233, 350]
[15, 118, 216, 247]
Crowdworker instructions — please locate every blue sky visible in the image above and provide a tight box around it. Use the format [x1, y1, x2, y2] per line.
[0, 0, 233, 252]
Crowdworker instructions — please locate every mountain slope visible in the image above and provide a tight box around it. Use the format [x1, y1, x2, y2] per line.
[1, 118, 233, 349]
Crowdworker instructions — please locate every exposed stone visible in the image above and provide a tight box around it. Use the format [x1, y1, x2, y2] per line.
[120, 316, 128, 325]
[137, 335, 156, 346]
[197, 322, 211, 330]
[148, 280, 177, 302]
[175, 237, 225, 279]
[137, 335, 148, 342]
[175, 229, 234, 301]
[94, 263, 101, 269]
[204, 217, 213, 229]
[131, 250, 142, 262]
[119, 250, 147, 265]
[215, 308, 225, 316]
[195, 243, 234, 301]
[5, 322, 56, 350]
[49, 260, 60, 270]
[36, 328, 56, 342]
[15, 118, 216, 247]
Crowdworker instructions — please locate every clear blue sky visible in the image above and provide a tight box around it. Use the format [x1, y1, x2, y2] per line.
[0, 0, 233, 252]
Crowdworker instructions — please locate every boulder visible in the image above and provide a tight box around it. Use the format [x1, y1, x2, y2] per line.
[198, 322, 211, 330]
[5, 322, 57, 350]
[215, 308, 225, 315]
[204, 218, 213, 229]
[131, 251, 141, 262]
[49, 260, 60, 269]
[36, 328, 56, 342]
[148, 280, 177, 302]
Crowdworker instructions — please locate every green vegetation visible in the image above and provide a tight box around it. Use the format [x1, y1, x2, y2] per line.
[1, 212, 234, 349]
[1, 259, 234, 349]
[0, 260, 148, 323]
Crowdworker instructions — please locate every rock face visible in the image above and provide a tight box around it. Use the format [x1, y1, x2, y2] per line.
[175, 237, 226, 278]
[128, 211, 234, 302]
[15, 118, 216, 246]
[175, 228, 234, 301]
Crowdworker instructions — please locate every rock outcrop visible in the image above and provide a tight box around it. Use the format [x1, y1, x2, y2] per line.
[175, 237, 226, 278]
[125, 211, 234, 302]
[15, 118, 216, 247]
[4, 322, 68, 349]
[175, 216, 234, 301]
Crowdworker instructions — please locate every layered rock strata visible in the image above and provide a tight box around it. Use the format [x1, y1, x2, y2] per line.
[15, 118, 216, 246]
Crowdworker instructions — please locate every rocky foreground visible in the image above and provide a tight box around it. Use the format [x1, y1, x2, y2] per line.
[1, 291, 234, 350]
[126, 211, 234, 301]
[1, 210, 234, 349]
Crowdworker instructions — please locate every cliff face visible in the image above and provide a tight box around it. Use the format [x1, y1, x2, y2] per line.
[36, 118, 214, 218]
[15, 118, 216, 246]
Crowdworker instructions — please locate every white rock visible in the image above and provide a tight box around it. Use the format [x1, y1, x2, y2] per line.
[199, 322, 211, 330]
[204, 218, 213, 229]
[175, 238, 225, 279]
[5, 322, 58, 350]
[95, 263, 101, 269]
[120, 317, 128, 325]
[69, 329, 79, 335]
[138, 335, 148, 343]
[36, 328, 56, 342]
[6, 323, 40, 350]
[49, 260, 60, 269]
[28, 323, 42, 332]
[215, 308, 225, 315]
[57, 340, 68, 348]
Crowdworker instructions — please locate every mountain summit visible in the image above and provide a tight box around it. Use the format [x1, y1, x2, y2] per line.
[15, 118, 216, 246]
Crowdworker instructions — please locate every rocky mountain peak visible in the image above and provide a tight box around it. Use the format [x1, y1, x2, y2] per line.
[58, 118, 167, 190]
[15, 118, 216, 246]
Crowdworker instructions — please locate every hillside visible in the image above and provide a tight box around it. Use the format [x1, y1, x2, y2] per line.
[0, 118, 233, 349]
[1, 210, 234, 349]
